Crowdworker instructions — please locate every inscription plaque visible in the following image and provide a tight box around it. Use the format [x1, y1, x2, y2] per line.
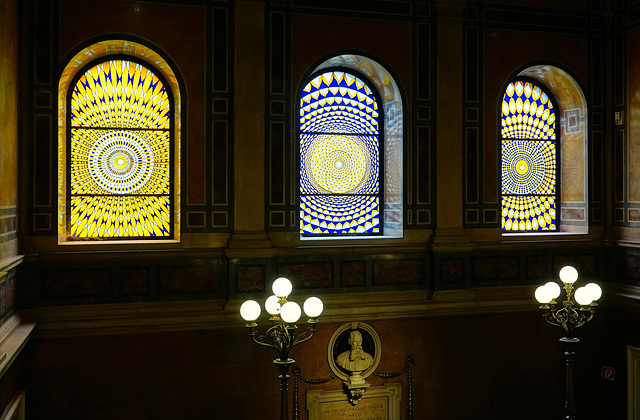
[307, 383, 402, 420]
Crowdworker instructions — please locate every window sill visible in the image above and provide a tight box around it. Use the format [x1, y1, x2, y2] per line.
[300, 234, 402, 242]
[501, 231, 587, 237]
[58, 239, 180, 246]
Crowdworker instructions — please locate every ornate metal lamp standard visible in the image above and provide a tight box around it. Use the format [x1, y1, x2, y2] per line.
[534, 266, 602, 420]
[240, 277, 324, 420]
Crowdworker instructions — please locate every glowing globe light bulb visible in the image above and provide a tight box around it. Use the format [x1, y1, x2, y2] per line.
[280, 301, 302, 324]
[544, 281, 562, 300]
[303, 297, 323, 318]
[559, 266, 579, 284]
[240, 300, 261, 322]
[265, 295, 281, 316]
[535, 285, 553, 304]
[272, 277, 293, 297]
[585, 283, 602, 302]
[574, 287, 593, 306]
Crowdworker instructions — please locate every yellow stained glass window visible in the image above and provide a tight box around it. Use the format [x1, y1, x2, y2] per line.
[68, 58, 172, 239]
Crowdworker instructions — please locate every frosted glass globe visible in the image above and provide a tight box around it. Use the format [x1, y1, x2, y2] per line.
[535, 285, 553, 304]
[265, 295, 281, 315]
[574, 287, 592, 306]
[280, 301, 302, 323]
[544, 282, 562, 300]
[585, 283, 602, 301]
[303, 297, 323, 318]
[559, 266, 579, 284]
[272, 277, 293, 297]
[240, 300, 261, 321]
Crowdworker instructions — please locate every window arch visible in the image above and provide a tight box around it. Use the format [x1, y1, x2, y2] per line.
[298, 55, 403, 239]
[501, 78, 558, 231]
[58, 40, 181, 242]
[500, 65, 588, 234]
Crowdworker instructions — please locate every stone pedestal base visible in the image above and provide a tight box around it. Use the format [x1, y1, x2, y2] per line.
[307, 383, 401, 420]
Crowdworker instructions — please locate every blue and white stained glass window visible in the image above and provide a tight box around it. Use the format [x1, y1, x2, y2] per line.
[501, 79, 558, 232]
[300, 71, 381, 235]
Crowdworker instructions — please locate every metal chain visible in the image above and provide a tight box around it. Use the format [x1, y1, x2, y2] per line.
[292, 365, 336, 420]
[373, 357, 414, 420]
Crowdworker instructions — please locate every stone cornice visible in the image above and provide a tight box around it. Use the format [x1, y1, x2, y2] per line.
[603, 283, 640, 315]
[25, 285, 538, 339]
[24, 299, 230, 339]
[0, 314, 36, 379]
[0, 282, 635, 382]
[0, 255, 23, 273]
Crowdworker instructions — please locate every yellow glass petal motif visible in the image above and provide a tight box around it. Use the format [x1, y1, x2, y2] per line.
[70, 196, 171, 237]
[71, 60, 170, 129]
[501, 196, 556, 231]
[300, 195, 379, 235]
[501, 80, 556, 232]
[69, 59, 172, 239]
[300, 71, 380, 235]
[502, 81, 555, 140]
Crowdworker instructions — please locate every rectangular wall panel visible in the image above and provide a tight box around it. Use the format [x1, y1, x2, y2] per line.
[212, 121, 228, 205]
[33, 115, 51, 207]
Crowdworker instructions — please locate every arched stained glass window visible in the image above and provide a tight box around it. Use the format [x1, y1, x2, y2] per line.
[300, 70, 382, 236]
[501, 79, 558, 232]
[68, 58, 173, 239]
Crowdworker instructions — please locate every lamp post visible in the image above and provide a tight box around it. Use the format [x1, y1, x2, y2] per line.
[240, 277, 324, 420]
[534, 265, 602, 420]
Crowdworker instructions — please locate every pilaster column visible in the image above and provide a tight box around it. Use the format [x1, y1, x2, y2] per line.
[229, 1, 273, 254]
[434, 0, 472, 251]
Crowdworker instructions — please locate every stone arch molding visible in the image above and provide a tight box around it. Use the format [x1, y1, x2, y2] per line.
[57, 39, 182, 242]
[512, 65, 588, 234]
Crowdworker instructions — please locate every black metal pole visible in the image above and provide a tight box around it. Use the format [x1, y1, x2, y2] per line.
[560, 338, 579, 420]
[275, 358, 295, 420]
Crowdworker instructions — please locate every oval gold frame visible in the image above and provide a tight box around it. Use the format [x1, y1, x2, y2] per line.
[328, 321, 381, 382]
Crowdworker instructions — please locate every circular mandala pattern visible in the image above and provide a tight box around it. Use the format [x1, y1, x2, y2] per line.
[515, 159, 529, 175]
[307, 135, 368, 194]
[502, 141, 551, 195]
[88, 130, 154, 194]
